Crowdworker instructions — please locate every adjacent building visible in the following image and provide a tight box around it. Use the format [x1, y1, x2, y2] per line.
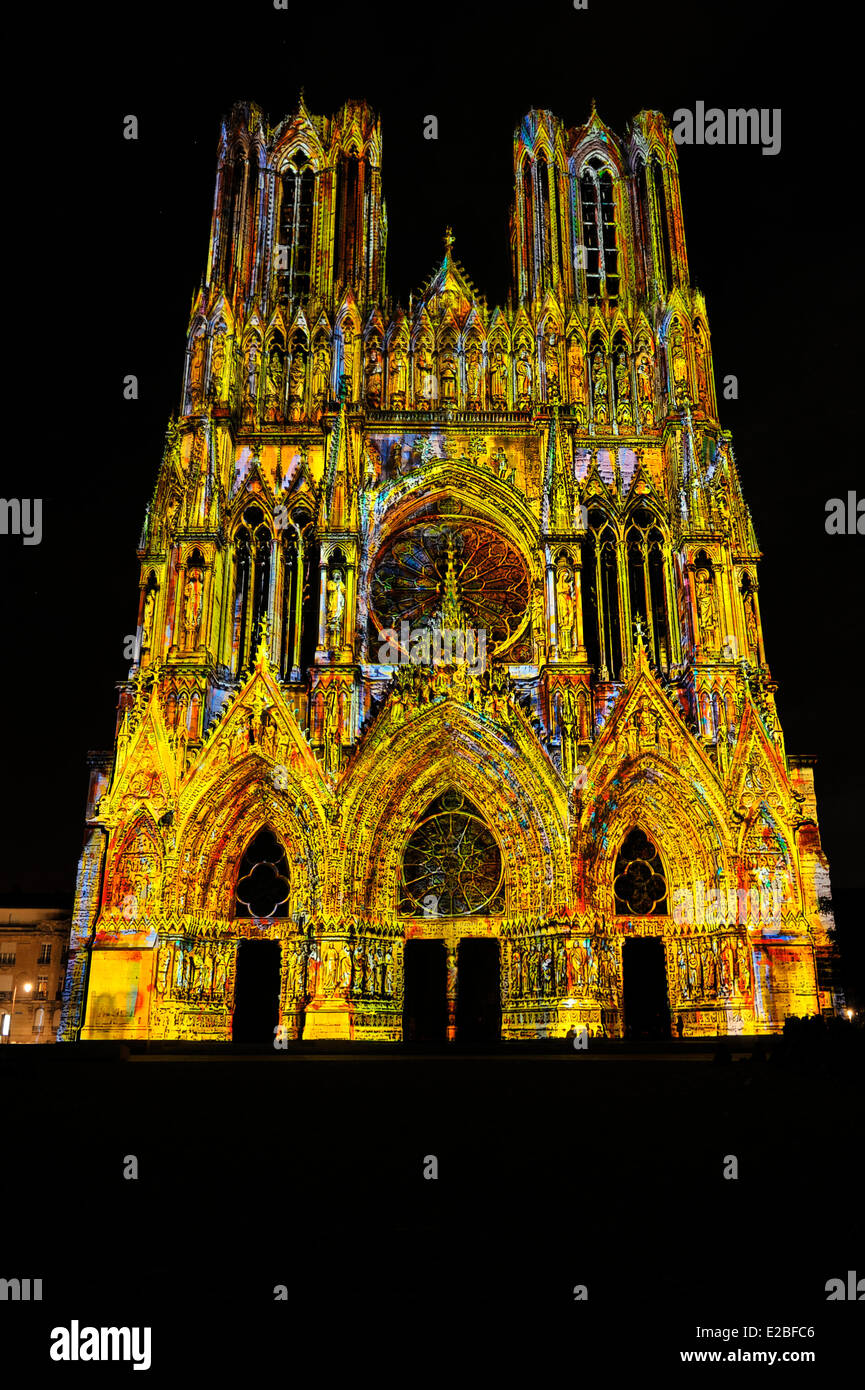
[1, 909, 70, 1043]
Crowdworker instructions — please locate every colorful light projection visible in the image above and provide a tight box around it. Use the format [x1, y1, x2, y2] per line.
[59, 98, 841, 1044]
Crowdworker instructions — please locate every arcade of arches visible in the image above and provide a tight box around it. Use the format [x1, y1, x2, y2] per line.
[60, 97, 841, 1044]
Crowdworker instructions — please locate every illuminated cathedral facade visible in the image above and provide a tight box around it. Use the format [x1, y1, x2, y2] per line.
[61, 97, 841, 1043]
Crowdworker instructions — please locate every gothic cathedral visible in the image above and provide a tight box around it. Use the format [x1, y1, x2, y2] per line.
[61, 98, 841, 1043]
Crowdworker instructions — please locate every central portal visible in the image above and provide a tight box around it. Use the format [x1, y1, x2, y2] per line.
[232, 939, 281, 1044]
[455, 938, 501, 1046]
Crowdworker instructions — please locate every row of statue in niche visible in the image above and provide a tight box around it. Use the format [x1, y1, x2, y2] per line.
[504, 931, 753, 1003]
[185, 320, 712, 423]
[155, 936, 403, 1004]
[155, 939, 233, 1002]
[674, 933, 752, 1001]
[150, 929, 753, 1008]
[506, 937, 620, 1000]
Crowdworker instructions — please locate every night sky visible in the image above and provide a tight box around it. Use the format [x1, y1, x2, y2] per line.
[4, 0, 861, 998]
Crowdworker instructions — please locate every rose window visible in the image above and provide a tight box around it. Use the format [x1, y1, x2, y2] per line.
[369, 519, 529, 658]
[400, 791, 504, 916]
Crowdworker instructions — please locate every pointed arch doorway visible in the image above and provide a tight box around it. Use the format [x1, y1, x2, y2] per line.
[615, 828, 671, 1040]
[399, 790, 504, 1045]
[231, 827, 289, 1045]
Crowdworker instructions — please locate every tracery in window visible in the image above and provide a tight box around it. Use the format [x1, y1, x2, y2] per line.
[614, 829, 668, 916]
[580, 158, 619, 304]
[400, 791, 504, 917]
[626, 508, 670, 672]
[234, 828, 290, 919]
[278, 156, 314, 303]
[369, 519, 530, 659]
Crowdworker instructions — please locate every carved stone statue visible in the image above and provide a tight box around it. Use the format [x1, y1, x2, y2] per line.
[389, 343, 408, 404]
[363, 443, 382, 489]
[636, 346, 654, 426]
[312, 342, 330, 405]
[242, 343, 259, 419]
[744, 591, 759, 656]
[516, 346, 533, 403]
[183, 567, 204, 645]
[466, 345, 481, 405]
[543, 329, 560, 397]
[365, 341, 383, 406]
[415, 342, 434, 405]
[669, 321, 689, 399]
[614, 351, 632, 425]
[695, 568, 718, 652]
[288, 350, 306, 410]
[322, 940, 339, 992]
[265, 350, 284, 416]
[695, 330, 709, 406]
[323, 681, 341, 776]
[440, 350, 457, 402]
[532, 582, 545, 650]
[556, 562, 576, 655]
[341, 322, 355, 391]
[189, 335, 206, 404]
[325, 569, 346, 648]
[567, 336, 585, 405]
[141, 589, 155, 649]
[490, 344, 507, 405]
[209, 333, 226, 399]
[591, 349, 608, 422]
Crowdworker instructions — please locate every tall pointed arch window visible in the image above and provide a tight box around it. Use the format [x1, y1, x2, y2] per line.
[522, 157, 535, 295]
[243, 150, 259, 286]
[232, 506, 272, 676]
[336, 150, 369, 292]
[219, 157, 243, 286]
[651, 158, 674, 295]
[533, 152, 559, 293]
[634, 157, 653, 292]
[278, 155, 314, 303]
[278, 507, 313, 681]
[583, 511, 623, 679]
[580, 158, 619, 304]
[626, 508, 671, 672]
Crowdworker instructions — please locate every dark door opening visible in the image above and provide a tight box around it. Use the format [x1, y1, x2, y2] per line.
[232, 939, 281, 1044]
[622, 937, 670, 1040]
[403, 939, 447, 1043]
[455, 938, 501, 1047]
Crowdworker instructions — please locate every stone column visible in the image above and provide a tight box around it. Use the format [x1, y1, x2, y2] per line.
[446, 945, 458, 1043]
[316, 557, 328, 658]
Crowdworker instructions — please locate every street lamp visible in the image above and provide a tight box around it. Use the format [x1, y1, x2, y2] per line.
[2, 977, 32, 1044]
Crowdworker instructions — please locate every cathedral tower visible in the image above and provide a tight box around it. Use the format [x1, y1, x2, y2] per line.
[61, 99, 841, 1043]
